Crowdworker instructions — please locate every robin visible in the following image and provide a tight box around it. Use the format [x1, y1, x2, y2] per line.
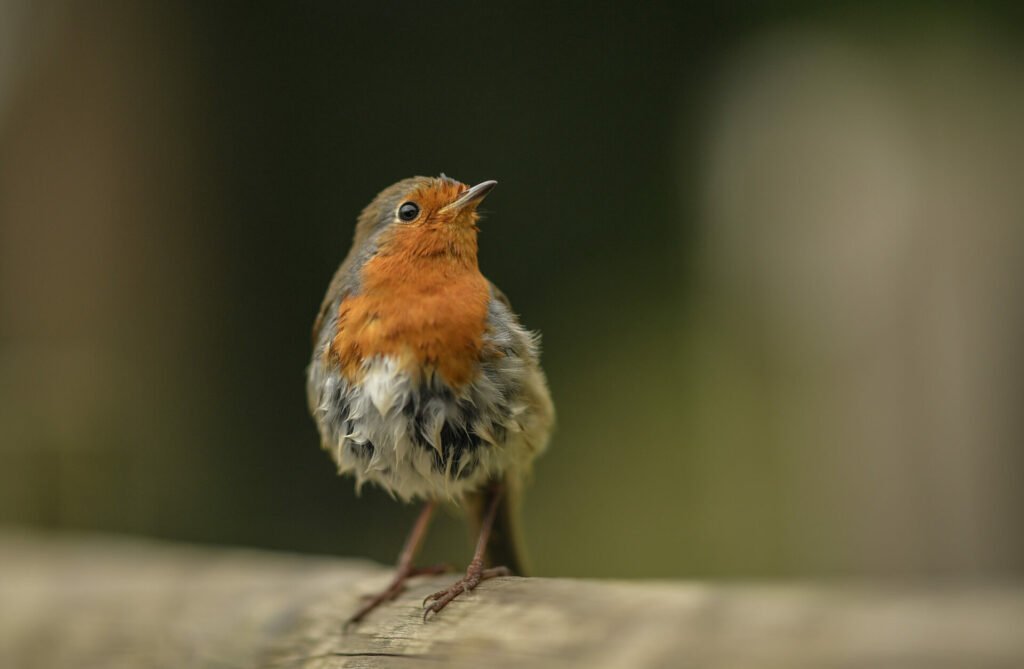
[307, 175, 554, 623]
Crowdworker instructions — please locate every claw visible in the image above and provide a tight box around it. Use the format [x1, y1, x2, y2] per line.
[420, 564, 510, 621]
[422, 589, 443, 607]
[347, 563, 447, 627]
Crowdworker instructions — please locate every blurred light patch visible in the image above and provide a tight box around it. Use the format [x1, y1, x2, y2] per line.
[689, 20, 1024, 575]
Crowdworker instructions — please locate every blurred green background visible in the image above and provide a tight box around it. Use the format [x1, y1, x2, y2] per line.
[1, 1, 1022, 579]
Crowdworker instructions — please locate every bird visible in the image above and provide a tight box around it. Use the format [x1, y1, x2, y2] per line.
[306, 175, 554, 623]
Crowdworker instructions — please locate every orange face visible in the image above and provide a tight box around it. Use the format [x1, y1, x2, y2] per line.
[329, 179, 493, 388]
[402, 179, 479, 225]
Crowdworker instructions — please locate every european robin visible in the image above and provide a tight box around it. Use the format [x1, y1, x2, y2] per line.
[307, 175, 554, 623]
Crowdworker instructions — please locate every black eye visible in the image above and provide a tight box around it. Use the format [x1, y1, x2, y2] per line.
[398, 202, 420, 221]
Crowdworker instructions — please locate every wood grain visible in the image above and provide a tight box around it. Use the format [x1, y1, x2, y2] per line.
[1, 531, 1022, 669]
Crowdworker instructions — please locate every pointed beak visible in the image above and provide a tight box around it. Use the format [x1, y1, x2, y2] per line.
[441, 180, 497, 214]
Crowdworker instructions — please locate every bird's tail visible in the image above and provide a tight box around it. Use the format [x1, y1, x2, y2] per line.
[468, 476, 529, 576]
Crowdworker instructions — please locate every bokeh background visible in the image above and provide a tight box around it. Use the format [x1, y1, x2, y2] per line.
[1, 1, 1022, 579]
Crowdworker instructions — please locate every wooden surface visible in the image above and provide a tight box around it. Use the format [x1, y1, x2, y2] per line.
[1, 531, 1022, 669]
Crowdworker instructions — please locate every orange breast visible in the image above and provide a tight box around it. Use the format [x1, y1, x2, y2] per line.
[329, 224, 490, 388]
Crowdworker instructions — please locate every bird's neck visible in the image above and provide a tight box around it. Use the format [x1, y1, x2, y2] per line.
[380, 222, 479, 266]
[330, 225, 490, 387]
[361, 223, 482, 289]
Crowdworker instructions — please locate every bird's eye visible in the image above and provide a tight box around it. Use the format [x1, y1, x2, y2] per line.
[398, 202, 420, 222]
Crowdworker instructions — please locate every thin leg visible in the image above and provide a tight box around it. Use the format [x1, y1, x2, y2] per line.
[395, 500, 438, 575]
[422, 485, 512, 621]
[346, 501, 448, 626]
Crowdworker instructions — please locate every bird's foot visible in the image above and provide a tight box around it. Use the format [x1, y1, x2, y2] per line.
[422, 562, 511, 621]
[346, 562, 451, 627]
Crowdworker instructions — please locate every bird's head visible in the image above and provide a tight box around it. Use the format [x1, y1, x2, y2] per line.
[352, 175, 497, 259]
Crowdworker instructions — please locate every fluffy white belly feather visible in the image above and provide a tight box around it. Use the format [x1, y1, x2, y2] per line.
[308, 353, 551, 502]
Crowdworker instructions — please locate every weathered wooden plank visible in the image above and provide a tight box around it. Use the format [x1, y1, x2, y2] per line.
[1, 531, 1022, 669]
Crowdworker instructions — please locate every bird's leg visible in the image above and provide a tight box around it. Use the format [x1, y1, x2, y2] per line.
[347, 500, 448, 625]
[422, 485, 511, 621]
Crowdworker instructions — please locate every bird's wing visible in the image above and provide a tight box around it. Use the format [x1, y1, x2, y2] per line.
[311, 258, 356, 345]
[311, 298, 332, 346]
[476, 281, 546, 576]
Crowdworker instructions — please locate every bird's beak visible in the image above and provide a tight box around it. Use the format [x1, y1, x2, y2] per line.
[441, 180, 497, 214]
